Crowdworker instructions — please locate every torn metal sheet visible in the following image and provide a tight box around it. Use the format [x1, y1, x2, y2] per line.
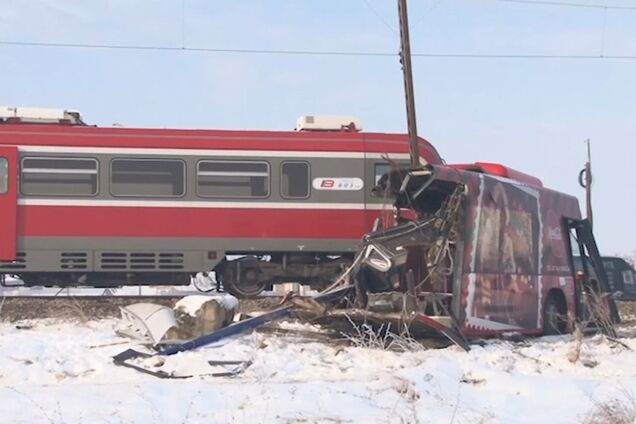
[118, 303, 177, 344]
[113, 285, 353, 377]
[112, 349, 253, 379]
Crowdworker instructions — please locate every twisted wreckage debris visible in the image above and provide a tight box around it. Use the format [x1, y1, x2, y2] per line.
[112, 166, 473, 378]
[114, 164, 619, 378]
[113, 287, 359, 378]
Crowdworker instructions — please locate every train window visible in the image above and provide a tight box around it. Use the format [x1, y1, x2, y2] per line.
[374, 163, 391, 185]
[374, 162, 409, 186]
[281, 161, 309, 199]
[197, 160, 269, 198]
[110, 159, 185, 197]
[0, 158, 7, 194]
[21, 157, 98, 196]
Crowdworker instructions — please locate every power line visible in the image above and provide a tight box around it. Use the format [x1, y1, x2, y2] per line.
[415, 53, 636, 59]
[361, 0, 398, 35]
[1, 40, 636, 60]
[0, 40, 394, 56]
[412, 0, 446, 27]
[495, 0, 636, 11]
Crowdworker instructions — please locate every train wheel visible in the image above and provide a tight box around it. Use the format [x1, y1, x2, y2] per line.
[221, 259, 267, 298]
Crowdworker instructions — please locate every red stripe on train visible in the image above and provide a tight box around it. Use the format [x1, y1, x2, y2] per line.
[17, 206, 377, 238]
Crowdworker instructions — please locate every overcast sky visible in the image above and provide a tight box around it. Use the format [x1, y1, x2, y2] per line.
[1, 0, 634, 254]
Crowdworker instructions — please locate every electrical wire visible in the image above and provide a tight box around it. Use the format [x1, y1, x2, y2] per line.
[0, 40, 393, 56]
[495, 0, 636, 11]
[361, 0, 398, 35]
[411, 0, 446, 27]
[1, 40, 636, 60]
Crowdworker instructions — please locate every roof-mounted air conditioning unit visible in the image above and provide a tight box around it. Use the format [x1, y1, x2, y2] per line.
[0, 106, 85, 125]
[296, 115, 362, 132]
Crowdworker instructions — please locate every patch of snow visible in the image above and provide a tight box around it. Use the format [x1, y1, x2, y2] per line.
[275, 320, 326, 333]
[0, 319, 635, 423]
[0, 277, 220, 297]
[174, 294, 238, 316]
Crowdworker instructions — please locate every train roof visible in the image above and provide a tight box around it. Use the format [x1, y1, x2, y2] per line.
[0, 123, 443, 164]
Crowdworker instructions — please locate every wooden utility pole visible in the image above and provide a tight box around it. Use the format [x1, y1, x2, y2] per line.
[397, 0, 420, 168]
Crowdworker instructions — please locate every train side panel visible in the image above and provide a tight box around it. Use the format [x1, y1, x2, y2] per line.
[0, 123, 442, 290]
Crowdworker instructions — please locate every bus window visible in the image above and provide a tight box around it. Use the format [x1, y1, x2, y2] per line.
[569, 229, 581, 258]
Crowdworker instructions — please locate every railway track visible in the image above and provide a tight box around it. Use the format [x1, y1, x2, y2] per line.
[0, 289, 281, 322]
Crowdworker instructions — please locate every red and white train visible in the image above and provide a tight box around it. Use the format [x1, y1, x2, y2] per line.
[0, 107, 442, 296]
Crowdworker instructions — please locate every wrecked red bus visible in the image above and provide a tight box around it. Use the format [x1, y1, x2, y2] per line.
[354, 163, 618, 338]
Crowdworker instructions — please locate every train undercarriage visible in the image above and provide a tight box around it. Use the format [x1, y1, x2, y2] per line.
[2, 252, 354, 298]
[8, 271, 191, 288]
[215, 253, 353, 297]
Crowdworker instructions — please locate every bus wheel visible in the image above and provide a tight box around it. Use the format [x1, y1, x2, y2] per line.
[543, 292, 567, 335]
[221, 259, 267, 298]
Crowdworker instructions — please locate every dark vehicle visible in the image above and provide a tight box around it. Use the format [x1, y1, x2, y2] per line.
[602, 257, 636, 300]
[574, 256, 636, 301]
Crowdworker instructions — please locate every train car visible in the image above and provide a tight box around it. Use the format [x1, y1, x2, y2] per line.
[355, 163, 619, 336]
[573, 256, 636, 301]
[0, 107, 442, 296]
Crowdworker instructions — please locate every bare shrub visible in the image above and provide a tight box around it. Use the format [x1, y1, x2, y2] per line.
[582, 391, 636, 424]
[341, 315, 424, 352]
[585, 289, 617, 337]
[568, 286, 620, 363]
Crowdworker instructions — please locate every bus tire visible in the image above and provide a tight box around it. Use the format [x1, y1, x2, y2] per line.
[543, 291, 567, 335]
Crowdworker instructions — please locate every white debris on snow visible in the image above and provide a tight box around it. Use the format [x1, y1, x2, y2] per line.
[117, 303, 177, 344]
[0, 318, 635, 423]
[174, 294, 239, 317]
[275, 319, 326, 332]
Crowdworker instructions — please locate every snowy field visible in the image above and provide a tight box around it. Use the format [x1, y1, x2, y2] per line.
[0, 274, 317, 298]
[1, 318, 635, 424]
[0, 275, 218, 297]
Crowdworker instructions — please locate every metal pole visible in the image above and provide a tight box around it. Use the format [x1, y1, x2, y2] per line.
[578, 139, 593, 229]
[397, 0, 420, 169]
[585, 139, 593, 229]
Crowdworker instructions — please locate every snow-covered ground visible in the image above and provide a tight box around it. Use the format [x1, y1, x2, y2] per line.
[0, 274, 220, 297]
[1, 318, 635, 424]
[0, 273, 318, 298]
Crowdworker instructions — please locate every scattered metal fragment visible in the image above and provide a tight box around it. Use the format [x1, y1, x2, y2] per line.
[112, 286, 353, 377]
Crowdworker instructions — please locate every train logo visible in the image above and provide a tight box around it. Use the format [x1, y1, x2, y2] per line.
[312, 178, 364, 191]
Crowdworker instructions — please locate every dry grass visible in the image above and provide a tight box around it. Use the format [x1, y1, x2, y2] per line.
[568, 289, 619, 364]
[582, 390, 636, 424]
[340, 315, 425, 352]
